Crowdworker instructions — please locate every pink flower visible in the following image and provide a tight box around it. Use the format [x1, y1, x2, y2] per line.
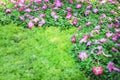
[55, 0, 63, 7]
[99, 38, 108, 43]
[85, 10, 90, 16]
[6, 9, 12, 13]
[28, 21, 34, 29]
[95, 25, 101, 30]
[86, 5, 92, 9]
[86, 21, 92, 26]
[86, 41, 91, 46]
[10, 0, 16, 4]
[14, 4, 18, 8]
[19, 16, 24, 21]
[78, 51, 88, 60]
[115, 19, 119, 28]
[112, 47, 119, 52]
[39, 13, 46, 18]
[112, 35, 118, 42]
[93, 9, 99, 13]
[69, 0, 73, 4]
[110, 10, 115, 14]
[72, 20, 78, 26]
[76, 4, 82, 9]
[107, 23, 113, 28]
[66, 7, 72, 12]
[18, 7, 24, 11]
[66, 11, 72, 19]
[107, 62, 114, 72]
[106, 31, 113, 38]
[92, 66, 103, 76]
[38, 19, 45, 27]
[51, 12, 59, 21]
[42, 4, 47, 10]
[71, 36, 76, 43]
[100, 14, 106, 19]
[79, 34, 89, 44]
[53, 7, 59, 10]
[118, 6, 120, 10]
[78, 26, 81, 31]
[19, 0, 25, 6]
[33, 18, 39, 23]
[107, 62, 120, 72]
[90, 30, 99, 37]
[117, 44, 120, 47]
[100, 19, 104, 24]
[44, 0, 49, 2]
[25, 8, 32, 13]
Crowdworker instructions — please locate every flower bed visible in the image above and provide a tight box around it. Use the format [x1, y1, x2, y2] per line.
[0, 0, 120, 80]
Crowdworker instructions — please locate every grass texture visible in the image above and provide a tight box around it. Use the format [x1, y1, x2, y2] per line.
[0, 24, 87, 80]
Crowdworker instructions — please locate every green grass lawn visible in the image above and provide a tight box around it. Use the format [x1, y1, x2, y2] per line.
[0, 24, 87, 80]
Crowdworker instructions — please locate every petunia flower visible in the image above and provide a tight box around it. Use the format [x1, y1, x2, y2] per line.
[28, 21, 34, 28]
[86, 41, 91, 46]
[10, 0, 16, 4]
[79, 34, 89, 44]
[107, 62, 120, 72]
[86, 5, 92, 9]
[18, 7, 24, 11]
[118, 6, 120, 10]
[25, 8, 32, 13]
[71, 36, 76, 43]
[117, 44, 120, 47]
[86, 21, 92, 26]
[76, 4, 82, 9]
[107, 62, 114, 72]
[112, 35, 118, 42]
[19, 16, 24, 21]
[100, 19, 104, 24]
[38, 19, 45, 27]
[78, 26, 81, 31]
[6, 9, 12, 13]
[39, 13, 46, 18]
[92, 66, 103, 76]
[85, 10, 90, 16]
[112, 47, 119, 52]
[106, 31, 113, 38]
[54, 0, 63, 7]
[53, 7, 59, 10]
[18, 0, 25, 6]
[34, 7, 40, 11]
[69, 0, 73, 4]
[90, 30, 99, 37]
[72, 20, 78, 26]
[100, 14, 106, 19]
[110, 10, 115, 14]
[66, 11, 72, 19]
[99, 38, 108, 43]
[51, 12, 59, 21]
[95, 25, 101, 30]
[66, 7, 72, 12]
[78, 51, 88, 60]
[93, 9, 98, 13]
[115, 19, 119, 28]
[107, 23, 113, 28]
[42, 4, 47, 10]
[14, 4, 18, 8]
[33, 18, 39, 23]
[44, 0, 49, 2]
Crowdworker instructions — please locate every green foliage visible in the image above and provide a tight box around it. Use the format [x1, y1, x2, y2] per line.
[0, 24, 87, 80]
[71, 2, 120, 80]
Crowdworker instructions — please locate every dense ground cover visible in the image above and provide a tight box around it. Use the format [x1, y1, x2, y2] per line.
[0, 0, 120, 80]
[0, 24, 87, 80]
